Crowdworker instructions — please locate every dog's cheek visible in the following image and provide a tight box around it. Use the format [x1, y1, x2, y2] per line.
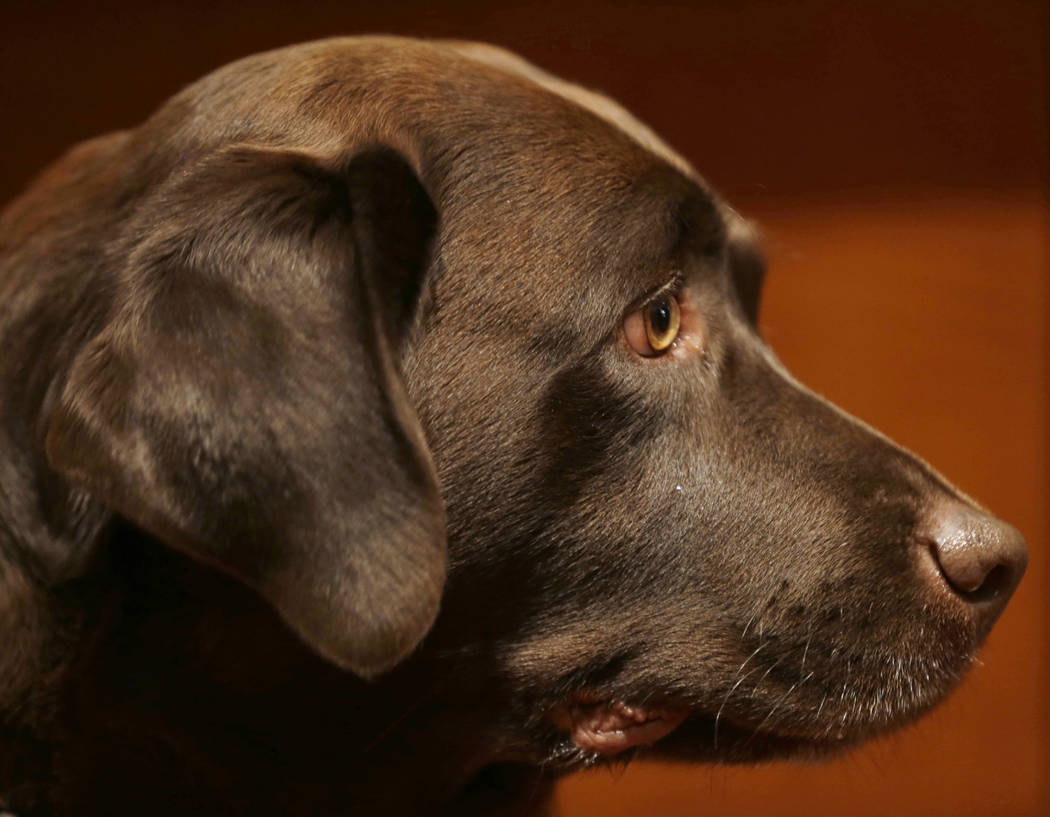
[421, 351, 681, 639]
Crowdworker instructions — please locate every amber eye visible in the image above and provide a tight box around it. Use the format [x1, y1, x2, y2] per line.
[624, 294, 681, 357]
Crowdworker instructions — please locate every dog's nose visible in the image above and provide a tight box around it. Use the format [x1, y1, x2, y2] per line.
[922, 500, 1027, 624]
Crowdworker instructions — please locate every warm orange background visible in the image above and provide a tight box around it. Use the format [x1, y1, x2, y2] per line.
[2, 2, 1046, 815]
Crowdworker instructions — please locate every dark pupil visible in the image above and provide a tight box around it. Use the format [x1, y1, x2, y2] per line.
[648, 300, 671, 335]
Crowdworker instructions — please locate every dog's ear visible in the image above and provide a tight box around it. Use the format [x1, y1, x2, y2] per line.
[726, 216, 766, 326]
[45, 146, 445, 678]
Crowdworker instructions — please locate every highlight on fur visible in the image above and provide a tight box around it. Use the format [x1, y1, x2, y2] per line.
[0, 36, 1026, 816]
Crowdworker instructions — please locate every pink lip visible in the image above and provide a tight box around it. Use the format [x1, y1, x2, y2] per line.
[551, 699, 689, 756]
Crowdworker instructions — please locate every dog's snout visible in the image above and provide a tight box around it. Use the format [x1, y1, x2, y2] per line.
[920, 500, 1027, 622]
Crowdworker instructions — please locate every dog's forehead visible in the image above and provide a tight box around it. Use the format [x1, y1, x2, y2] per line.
[432, 153, 725, 347]
[404, 42, 728, 332]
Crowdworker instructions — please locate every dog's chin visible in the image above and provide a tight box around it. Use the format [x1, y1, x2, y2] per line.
[643, 713, 865, 765]
[546, 704, 858, 767]
[543, 665, 964, 770]
[542, 703, 896, 772]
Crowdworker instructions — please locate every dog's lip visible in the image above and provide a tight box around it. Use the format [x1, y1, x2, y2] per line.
[550, 697, 690, 756]
[548, 692, 860, 761]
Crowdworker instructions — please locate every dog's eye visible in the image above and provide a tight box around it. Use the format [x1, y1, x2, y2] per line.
[624, 294, 681, 357]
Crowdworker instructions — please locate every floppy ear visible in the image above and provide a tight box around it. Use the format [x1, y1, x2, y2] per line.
[45, 146, 445, 678]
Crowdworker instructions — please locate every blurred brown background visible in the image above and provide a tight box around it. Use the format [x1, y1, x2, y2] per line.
[2, 0, 1046, 814]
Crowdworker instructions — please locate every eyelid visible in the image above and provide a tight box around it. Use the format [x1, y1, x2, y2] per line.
[636, 272, 685, 310]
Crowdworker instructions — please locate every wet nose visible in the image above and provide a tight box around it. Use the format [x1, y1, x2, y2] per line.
[922, 500, 1027, 626]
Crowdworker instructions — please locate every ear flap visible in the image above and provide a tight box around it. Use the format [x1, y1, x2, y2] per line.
[725, 215, 766, 326]
[45, 146, 445, 678]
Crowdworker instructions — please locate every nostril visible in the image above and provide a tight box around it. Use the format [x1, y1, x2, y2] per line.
[925, 505, 1028, 607]
[929, 541, 1019, 604]
[973, 563, 1017, 603]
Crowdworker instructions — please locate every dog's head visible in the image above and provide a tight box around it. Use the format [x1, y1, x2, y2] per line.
[7, 36, 1025, 780]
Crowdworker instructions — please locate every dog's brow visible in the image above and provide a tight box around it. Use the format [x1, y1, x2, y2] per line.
[668, 189, 728, 264]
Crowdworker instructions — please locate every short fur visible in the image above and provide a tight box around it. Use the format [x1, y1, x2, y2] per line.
[0, 37, 1025, 816]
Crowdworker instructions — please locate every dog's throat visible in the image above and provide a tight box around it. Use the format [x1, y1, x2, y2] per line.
[551, 700, 688, 755]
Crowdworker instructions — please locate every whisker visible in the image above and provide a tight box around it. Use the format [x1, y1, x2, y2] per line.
[749, 654, 785, 699]
[747, 682, 798, 742]
[714, 662, 763, 749]
[799, 629, 812, 682]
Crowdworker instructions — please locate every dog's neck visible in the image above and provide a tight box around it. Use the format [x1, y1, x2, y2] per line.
[0, 526, 553, 816]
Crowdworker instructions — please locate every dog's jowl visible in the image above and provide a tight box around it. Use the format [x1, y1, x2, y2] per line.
[0, 37, 1027, 816]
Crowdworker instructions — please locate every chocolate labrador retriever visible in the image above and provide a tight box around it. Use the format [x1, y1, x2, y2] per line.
[0, 36, 1027, 816]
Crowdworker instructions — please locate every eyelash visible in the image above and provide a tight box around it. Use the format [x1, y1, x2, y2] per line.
[640, 274, 685, 310]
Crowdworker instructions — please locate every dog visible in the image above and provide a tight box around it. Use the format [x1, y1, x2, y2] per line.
[0, 36, 1027, 816]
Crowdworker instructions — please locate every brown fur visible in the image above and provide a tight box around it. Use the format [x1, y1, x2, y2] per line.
[0, 36, 1025, 816]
